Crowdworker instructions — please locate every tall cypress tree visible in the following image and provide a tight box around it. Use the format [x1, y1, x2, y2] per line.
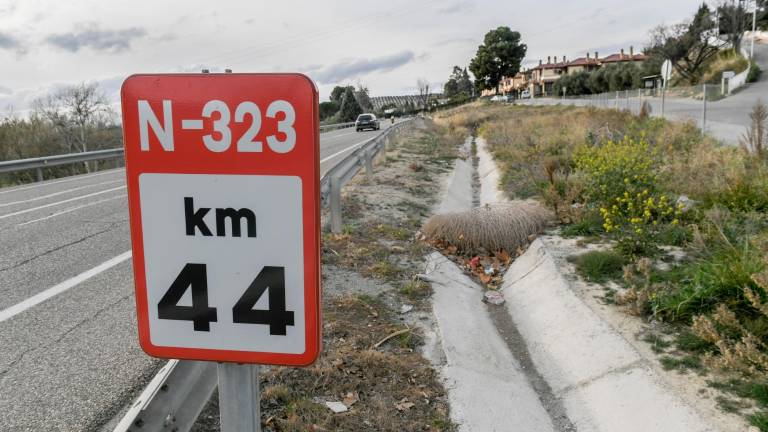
[339, 87, 363, 122]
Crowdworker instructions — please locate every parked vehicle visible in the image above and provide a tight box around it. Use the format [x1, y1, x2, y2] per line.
[355, 113, 380, 131]
[521, 90, 531, 99]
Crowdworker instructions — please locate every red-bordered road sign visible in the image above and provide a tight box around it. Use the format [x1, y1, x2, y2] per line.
[121, 73, 320, 366]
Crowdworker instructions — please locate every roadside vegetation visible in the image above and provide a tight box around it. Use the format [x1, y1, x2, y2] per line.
[436, 99, 768, 429]
[0, 82, 122, 187]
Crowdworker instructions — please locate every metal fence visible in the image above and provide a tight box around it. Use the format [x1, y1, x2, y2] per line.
[545, 84, 725, 134]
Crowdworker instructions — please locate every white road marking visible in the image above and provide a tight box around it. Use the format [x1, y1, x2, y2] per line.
[17, 194, 127, 226]
[321, 130, 357, 141]
[0, 180, 124, 207]
[0, 186, 126, 220]
[0, 251, 132, 323]
[0, 169, 122, 196]
[320, 138, 373, 163]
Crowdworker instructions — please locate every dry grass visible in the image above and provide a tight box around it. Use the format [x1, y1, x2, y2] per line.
[422, 201, 552, 253]
[701, 49, 750, 84]
[742, 100, 768, 157]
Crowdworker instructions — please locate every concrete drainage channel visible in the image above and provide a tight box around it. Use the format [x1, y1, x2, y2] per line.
[422, 136, 573, 432]
[422, 135, 715, 432]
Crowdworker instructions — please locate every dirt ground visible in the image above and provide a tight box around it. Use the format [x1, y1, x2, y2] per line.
[192, 119, 460, 432]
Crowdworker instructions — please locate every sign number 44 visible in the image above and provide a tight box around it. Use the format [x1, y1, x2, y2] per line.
[122, 73, 321, 366]
[158, 263, 294, 336]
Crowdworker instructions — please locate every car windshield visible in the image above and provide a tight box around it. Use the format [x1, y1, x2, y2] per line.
[358, 115, 373, 121]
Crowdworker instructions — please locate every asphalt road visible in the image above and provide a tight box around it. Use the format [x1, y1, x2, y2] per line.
[520, 41, 768, 145]
[0, 121, 394, 431]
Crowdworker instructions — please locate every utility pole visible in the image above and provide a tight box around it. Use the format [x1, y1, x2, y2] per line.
[752, 0, 758, 60]
[702, 84, 707, 134]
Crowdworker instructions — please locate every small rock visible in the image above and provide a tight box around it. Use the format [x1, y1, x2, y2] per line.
[483, 290, 505, 305]
[325, 401, 348, 414]
[484, 267, 495, 276]
[676, 195, 695, 212]
[400, 304, 414, 314]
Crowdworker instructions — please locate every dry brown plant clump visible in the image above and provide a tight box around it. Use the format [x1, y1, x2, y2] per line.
[741, 99, 768, 157]
[421, 201, 552, 254]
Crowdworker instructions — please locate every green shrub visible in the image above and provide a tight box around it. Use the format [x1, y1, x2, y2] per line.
[704, 175, 768, 213]
[750, 412, 768, 431]
[659, 354, 703, 372]
[650, 236, 765, 322]
[675, 330, 716, 353]
[568, 250, 627, 283]
[657, 223, 692, 246]
[561, 211, 604, 237]
[748, 63, 763, 84]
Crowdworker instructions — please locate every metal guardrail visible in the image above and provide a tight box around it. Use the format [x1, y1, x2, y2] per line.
[0, 122, 358, 183]
[320, 118, 413, 233]
[0, 148, 124, 181]
[319, 121, 355, 132]
[109, 118, 413, 431]
[111, 360, 217, 432]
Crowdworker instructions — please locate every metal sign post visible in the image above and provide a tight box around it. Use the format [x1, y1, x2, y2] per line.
[218, 363, 261, 432]
[660, 59, 672, 119]
[702, 84, 707, 134]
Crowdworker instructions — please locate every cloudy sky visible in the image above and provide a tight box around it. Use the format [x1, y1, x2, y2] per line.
[0, 0, 704, 116]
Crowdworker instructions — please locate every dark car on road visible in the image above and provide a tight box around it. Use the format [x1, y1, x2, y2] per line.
[355, 113, 380, 131]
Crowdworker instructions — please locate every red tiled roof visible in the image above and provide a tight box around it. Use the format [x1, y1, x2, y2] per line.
[566, 57, 600, 67]
[602, 53, 647, 63]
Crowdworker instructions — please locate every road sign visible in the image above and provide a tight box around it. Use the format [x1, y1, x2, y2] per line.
[121, 74, 321, 366]
[661, 59, 672, 82]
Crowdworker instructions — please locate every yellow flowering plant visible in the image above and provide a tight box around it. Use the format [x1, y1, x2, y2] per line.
[575, 137, 682, 256]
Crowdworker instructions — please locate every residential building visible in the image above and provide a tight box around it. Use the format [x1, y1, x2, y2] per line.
[477, 46, 647, 98]
[565, 52, 601, 75]
[600, 46, 647, 65]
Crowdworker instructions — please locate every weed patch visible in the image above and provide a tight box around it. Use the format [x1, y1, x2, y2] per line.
[568, 250, 626, 283]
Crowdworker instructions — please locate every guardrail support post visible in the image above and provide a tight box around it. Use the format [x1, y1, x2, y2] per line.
[364, 149, 374, 177]
[330, 174, 343, 234]
[217, 363, 260, 432]
[36, 167, 43, 182]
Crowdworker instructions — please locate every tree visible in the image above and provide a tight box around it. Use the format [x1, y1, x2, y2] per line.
[553, 72, 591, 96]
[444, 66, 474, 100]
[718, 0, 750, 50]
[330, 85, 353, 104]
[32, 82, 112, 172]
[417, 78, 430, 111]
[354, 83, 374, 112]
[338, 87, 362, 121]
[319, 101, 339, 121]
[759, 0, 768, 29]
[646, 4, 723, 83]
[469, 26, 527, 93]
